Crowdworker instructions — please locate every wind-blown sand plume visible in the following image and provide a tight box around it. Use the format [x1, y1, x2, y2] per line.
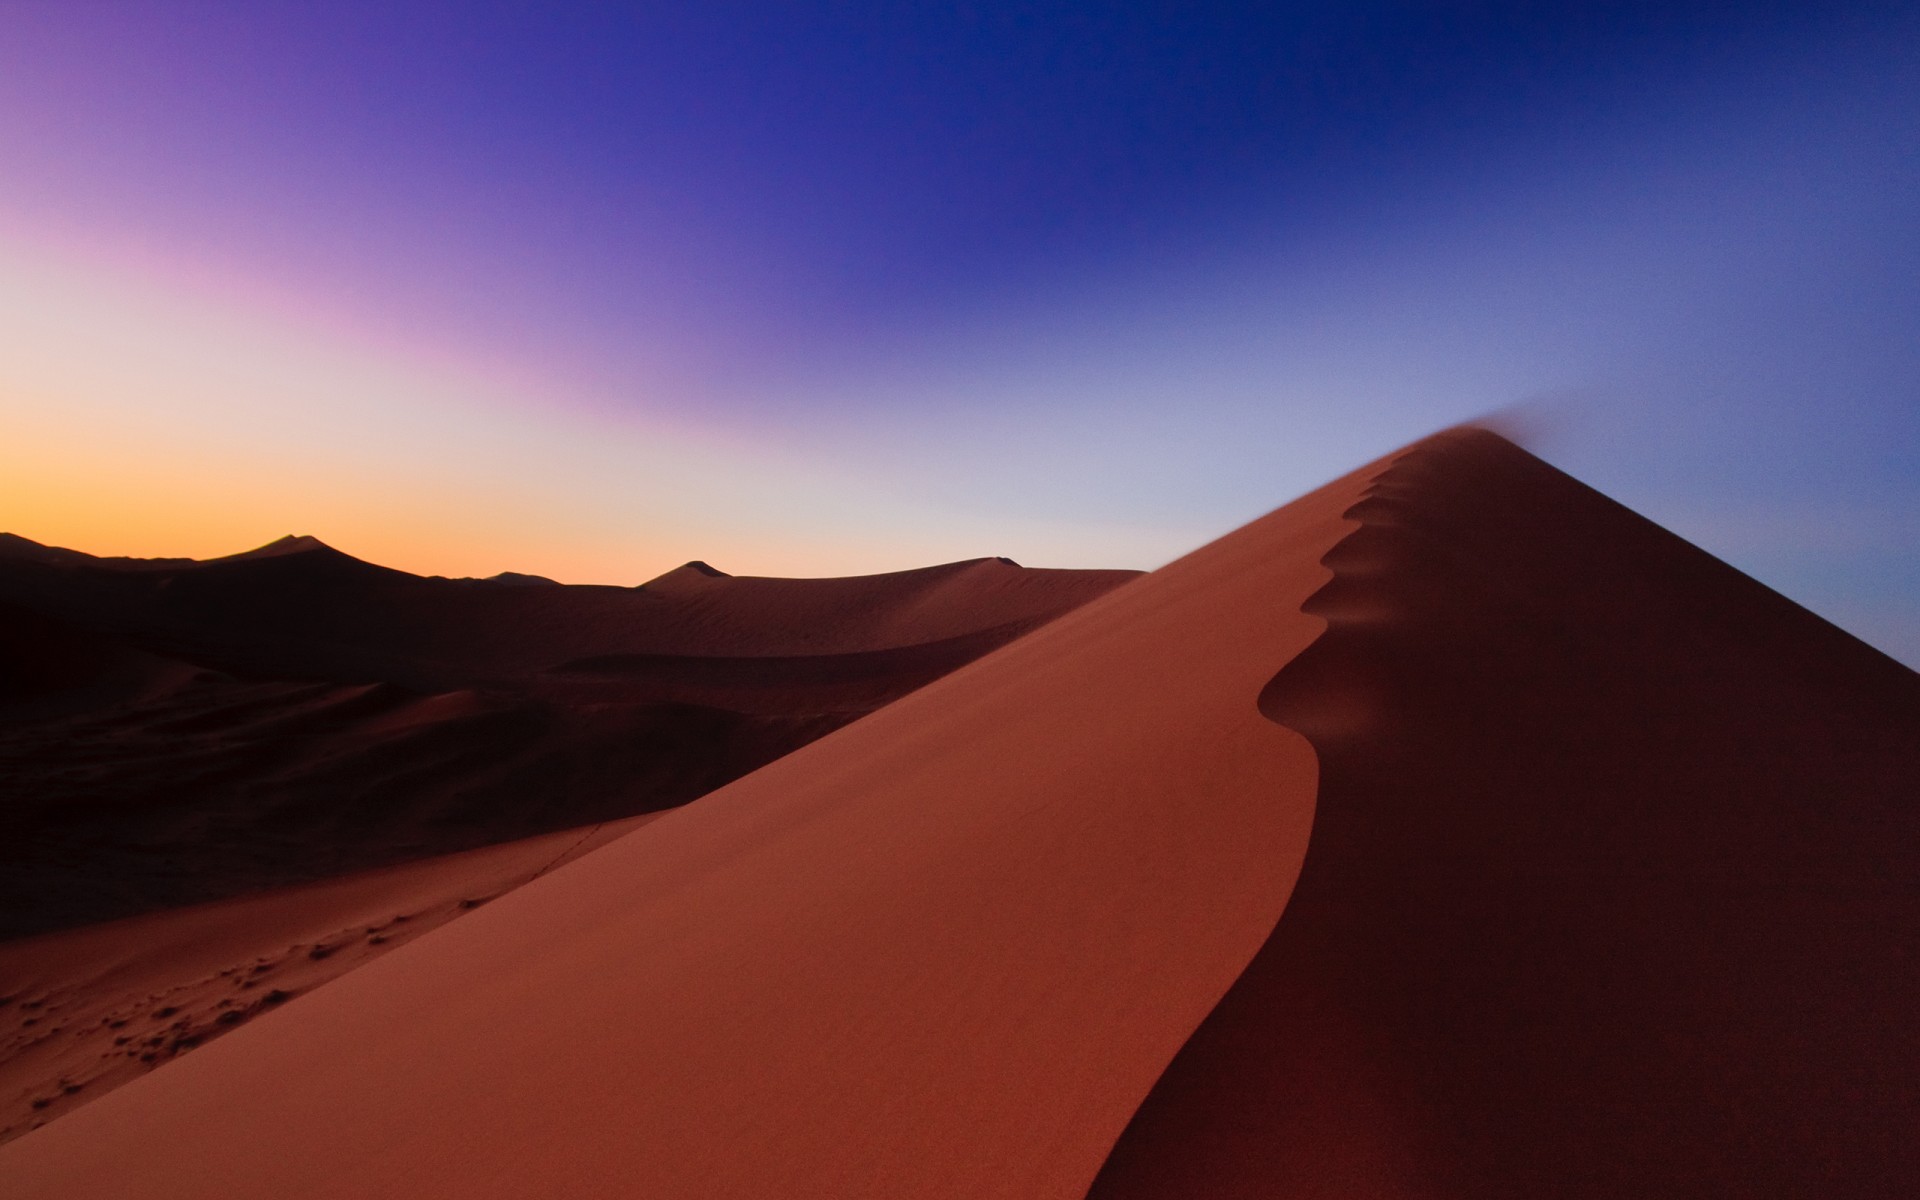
[0, 450, 1391, 1197]
[1089, 428, 1920, 1198]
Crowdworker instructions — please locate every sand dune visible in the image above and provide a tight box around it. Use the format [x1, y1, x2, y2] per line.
[1088, 429, 1920, 1197]
[0, 541, 1134, 937]
[1, 430, 1913, 1196]
[0, 603, 196, 715]
[0, 814, 655, 1142]
[0, 535, 1136, 687]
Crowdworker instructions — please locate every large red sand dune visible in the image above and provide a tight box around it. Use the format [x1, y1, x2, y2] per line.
[1, 430, 1913, 1196]
[1088, 430, 1920, 1198]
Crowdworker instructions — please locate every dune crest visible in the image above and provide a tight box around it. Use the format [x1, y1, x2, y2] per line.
[1090, 428, 1920, 1197]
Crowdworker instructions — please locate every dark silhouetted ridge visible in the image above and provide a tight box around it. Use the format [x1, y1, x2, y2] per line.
[0, 532, 96, 567]
[219, 534, 333, 560]
[483, 571, 559, 586]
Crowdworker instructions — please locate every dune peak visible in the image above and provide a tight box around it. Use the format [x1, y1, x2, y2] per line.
[639, 560, 732, 588]
[226, 534, 334, 560]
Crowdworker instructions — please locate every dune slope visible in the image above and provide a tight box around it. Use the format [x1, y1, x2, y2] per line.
[0, 445, 1388, 1197]
[0, 814, 656, 1143]
[1089, 429, 1920, 1198]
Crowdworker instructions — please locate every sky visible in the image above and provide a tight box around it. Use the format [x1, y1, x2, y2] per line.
[1, 1, 1915, 664]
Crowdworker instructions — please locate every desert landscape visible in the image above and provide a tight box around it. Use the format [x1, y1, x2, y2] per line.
[6, 4, 1918, 1195]
[1, 428, 1913, 1196]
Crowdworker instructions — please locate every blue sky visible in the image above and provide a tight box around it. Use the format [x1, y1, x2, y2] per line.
[1, 2, 1915, 662]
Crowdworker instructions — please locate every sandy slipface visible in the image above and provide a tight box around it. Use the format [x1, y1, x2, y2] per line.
[0, 445, 1388, 1197]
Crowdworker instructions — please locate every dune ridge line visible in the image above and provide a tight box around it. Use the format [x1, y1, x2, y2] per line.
[1088, 426, 1920, 1197]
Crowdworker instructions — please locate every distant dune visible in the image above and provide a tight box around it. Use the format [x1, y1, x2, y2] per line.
[0, 537, 1136, 938]
[0, 430, 1913, 1195]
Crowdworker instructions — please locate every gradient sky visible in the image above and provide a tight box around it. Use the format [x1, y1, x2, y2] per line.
[2, 2, 1916, 663]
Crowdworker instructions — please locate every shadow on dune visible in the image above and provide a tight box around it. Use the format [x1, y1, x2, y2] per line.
[1090, 429, 1920, 1198]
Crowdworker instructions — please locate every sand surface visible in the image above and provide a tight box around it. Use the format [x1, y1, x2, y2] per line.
[1089, 429, 1920, 1197]
[0, 814, 654, 1143]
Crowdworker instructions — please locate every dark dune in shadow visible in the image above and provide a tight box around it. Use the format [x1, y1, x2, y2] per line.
[1089, 429, 1920, 1198]
[0, 602, 196, 715]
[0, 535, 1131, 687]
[538, 621, 1042, 713]
[0, 537, 1136, 939]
